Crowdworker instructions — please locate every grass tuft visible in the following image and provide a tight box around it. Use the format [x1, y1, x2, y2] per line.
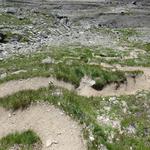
[0, 130, 41, 150]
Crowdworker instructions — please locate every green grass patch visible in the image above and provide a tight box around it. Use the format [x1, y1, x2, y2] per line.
[0, 130, 41, 150]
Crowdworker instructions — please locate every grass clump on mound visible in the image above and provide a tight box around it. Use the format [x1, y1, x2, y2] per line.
[54, 63, 126, 88]
[0, 130, 41, 150]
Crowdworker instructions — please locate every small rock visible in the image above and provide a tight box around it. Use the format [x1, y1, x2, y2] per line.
[52, 89, 63, 97]
[80, 76, 96, 87]
[89, 132, 95, 141]
[99, 144, 108, 150]
[0, 72, 7, 79]
[8, 113, 12, 118]
[42, 57, 54, 64]
[17, 16, 26, 20]
[57, 132, 62, 136]
[11, 70, 27, 75]
[46, 139, 58, 147]
[58, 102, 61, 106]
[126, 125, 136, 134]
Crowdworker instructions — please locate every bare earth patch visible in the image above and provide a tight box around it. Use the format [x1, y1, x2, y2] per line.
[0, 103, 86, 150]
[0, 77, 74, 98]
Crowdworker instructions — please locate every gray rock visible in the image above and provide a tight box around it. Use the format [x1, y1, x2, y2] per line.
[17, 16, 26, 20]
[6, 8, 17, 14]
[126, 125, 136, 134]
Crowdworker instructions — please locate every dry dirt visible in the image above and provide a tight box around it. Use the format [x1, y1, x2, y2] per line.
[0, 103, 86, 150]
[0, 77, 74, 98]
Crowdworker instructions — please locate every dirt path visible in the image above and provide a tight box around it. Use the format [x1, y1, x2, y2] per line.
[0, 103, 86, 150]
[0, 77, 74, 98]
[0, 64, 150, 98]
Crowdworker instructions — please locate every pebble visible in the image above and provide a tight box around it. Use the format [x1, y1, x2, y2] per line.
[0, 72, 7, 79]
[42, 57, 54, 64]
[46, 139, 58, 147]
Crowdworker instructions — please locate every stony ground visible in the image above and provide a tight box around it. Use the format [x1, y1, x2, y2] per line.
[0, 0, 150, 150]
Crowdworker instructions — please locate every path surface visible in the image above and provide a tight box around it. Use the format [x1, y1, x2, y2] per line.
[0, 103, 86, 150]
[1, 65, 150, 97]
[0, 77, 74, 98]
